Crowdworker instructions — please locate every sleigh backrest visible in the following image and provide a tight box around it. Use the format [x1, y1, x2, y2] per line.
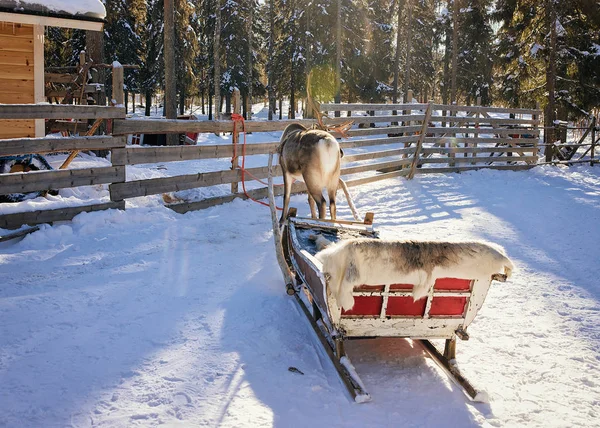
[341, 278, 473, 318]
[333, 276, 497, 339]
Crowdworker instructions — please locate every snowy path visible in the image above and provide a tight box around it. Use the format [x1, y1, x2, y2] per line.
[1, 166, 599, 427]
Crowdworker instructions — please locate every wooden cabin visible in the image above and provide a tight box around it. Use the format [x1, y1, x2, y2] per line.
[0, 0, 105, 139]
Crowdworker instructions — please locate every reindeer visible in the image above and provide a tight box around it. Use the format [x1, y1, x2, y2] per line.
[278, 123, 343, 224]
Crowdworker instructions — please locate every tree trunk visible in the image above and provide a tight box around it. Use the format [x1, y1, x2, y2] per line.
[247, 4, 254, 120]
[164, 0, 178, 145]
[334, 0, 342, 116]
[179, 88, 185, 115]
[393, 0, 404, 105]
[403, 0, 413, 97]
[279, 97, 283, 120]
[545, 0, 557, 161]
[450, 0, 459, 105]
[214, 0, 222, 120]
[208, 93, 213, 120]
[145, 90, 152, 116]
[268, 0, 275, 120]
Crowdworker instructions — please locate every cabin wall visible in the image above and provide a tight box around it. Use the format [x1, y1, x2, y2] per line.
[0, 21, 35, 139]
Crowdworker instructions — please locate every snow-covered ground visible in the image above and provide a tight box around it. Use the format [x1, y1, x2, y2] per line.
[1, 105, 600, 427]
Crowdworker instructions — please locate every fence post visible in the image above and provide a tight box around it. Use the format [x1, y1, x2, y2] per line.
[470, 97, 481, 164]
[408, 101, 433, 179]
[231, 88, 241, 194]
[112, 62, 124, 106]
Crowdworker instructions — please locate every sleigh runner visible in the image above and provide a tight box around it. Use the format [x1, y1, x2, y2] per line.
[279, 210, 509, 403]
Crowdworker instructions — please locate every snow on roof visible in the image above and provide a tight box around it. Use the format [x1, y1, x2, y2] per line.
[0, 0, 106, 20]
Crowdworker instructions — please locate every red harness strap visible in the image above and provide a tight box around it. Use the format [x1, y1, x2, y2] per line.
[231, 113, 282, 210]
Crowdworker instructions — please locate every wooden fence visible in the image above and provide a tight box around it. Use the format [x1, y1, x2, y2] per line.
[1, 95, 542, 230]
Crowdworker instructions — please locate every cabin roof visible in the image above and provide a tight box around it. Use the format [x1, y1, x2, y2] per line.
[0, 0, 106, 22]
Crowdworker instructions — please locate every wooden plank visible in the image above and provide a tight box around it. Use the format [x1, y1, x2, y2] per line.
[321, 103, 428, 112]
[341, 159, 413, 176]
[112, 63, 124, 105]
[343, 147, 416, 162]
[0, 104, 126, 119]
[0, 119, 34, 138]
[345, 125, 422, 137]
[0, 201, 125, 230]
[0, 23, 33, 38]
[423, 137, 538, 146]
[0, 50, 34, 66]
[110, 164, 284, 201]
[427, 127, 539, 136]
[0, 135, 127, 157]
[0, 166, 125, 194]
[167, 181, 308, 214]
[432, 104, 541, 115]
[0, 79, 34, 96]
[44, 73, 76, 84]
[0, 34, 33, 52]
[111, 142, 280, 165]
[113, 118, 235, 135]
[333, 114, 425, 124]
[0, 90, 34, 104]
[421, 146, 535, 155]
[413, 164, 534, 175]
[339, 135, 420, 149]
[429, 115, 540, 126]
[45, 83, 106, 98]
[0, 64, 33, 80]
[408, 102, 433, 179]
[419, 155, 538, 164]
[344, 169, 410, 187]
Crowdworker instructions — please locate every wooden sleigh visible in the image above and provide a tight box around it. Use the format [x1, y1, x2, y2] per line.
[265, 153, 507, 403]
[279, 211, 508, 403]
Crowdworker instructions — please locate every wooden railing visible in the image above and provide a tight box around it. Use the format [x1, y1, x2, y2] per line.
[1, 95, 543, 229]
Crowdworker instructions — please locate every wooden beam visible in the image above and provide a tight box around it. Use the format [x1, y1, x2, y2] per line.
[427, 127, 539, 136]
[0, 201, 124, 230]
[0, 104, 125, 119]
[111, 62, 124, 105]
[0, 12, 104, 31]
[432, 104, 541, 115]
[408, 102, 433, 179]
[33, 24, 44, 137]
[0, 135, 126, 157]
[111, 141, 279, 165]
[0, 166, 125, 194]
[413, 164, 534, 175]
[320, 103, 428, 112]
[109, 164, 284, 201]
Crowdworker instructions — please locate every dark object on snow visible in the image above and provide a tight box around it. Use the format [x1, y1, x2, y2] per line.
[0, 154, 58, 203]
[288, 367, 304, 375]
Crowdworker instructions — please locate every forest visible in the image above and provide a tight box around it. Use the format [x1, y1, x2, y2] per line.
[44, 0, 599, 122]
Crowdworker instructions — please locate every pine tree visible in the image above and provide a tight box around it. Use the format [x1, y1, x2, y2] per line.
[456, 0, 494, 105]
[139, 0, 164, 116]
[103, 0, 146, 98]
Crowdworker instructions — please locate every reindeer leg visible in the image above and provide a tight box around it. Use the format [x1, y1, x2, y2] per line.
[308, 194, 318, 219]
[327, 175, 339, 220]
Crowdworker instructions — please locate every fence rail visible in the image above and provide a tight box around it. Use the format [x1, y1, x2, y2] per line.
[0, 96, 561, 229]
